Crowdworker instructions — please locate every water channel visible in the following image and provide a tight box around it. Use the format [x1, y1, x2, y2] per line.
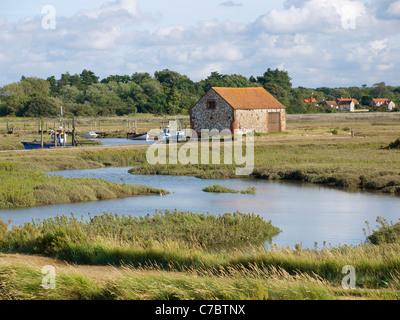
[1, 166, 399, 249]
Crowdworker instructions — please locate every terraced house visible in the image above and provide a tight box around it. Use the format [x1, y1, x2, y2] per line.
[190, 87, 286, 135]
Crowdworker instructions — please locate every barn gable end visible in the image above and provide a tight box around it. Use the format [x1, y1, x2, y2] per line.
[190, 87, 286, 134]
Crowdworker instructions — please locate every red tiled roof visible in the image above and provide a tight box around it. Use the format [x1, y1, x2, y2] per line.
[302, 97, 318, 104]
[338, 98, 359, 104]
[212, 87, 286, 110]
[372, 99, 389, 103]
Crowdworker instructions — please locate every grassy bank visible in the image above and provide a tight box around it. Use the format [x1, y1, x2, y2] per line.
[0, 161, 167, 209]
[1, 213, 400, 300]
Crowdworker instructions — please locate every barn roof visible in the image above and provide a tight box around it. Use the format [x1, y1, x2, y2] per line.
[212, 87, 286, 110]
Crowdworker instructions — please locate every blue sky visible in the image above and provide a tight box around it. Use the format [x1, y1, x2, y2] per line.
[1, 0, 400, 88]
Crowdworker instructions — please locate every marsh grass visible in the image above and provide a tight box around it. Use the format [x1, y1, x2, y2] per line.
[2, 114, 400, 299]
[0, 161, 167, 209]
[0, 211, 281, 266]
[2, 211, 400, 299]
[202, 185, 256, 194]
[2, 211, 400, 292]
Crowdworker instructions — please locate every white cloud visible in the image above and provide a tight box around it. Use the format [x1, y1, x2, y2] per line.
[0, 0, 399, 88]
[219, 1, 242, 7]
[255, 0, 367, 34]
[387, 1, 400, 18]
[76, 0, 138, 19]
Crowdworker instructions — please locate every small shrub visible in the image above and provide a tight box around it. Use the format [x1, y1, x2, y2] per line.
[388, 138, 400, 150]
[367, 217, 400, 245]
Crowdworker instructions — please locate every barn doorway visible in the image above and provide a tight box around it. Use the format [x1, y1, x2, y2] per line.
[268, 112, 281, 133]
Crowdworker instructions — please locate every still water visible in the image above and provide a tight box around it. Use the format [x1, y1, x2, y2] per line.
[95, 138, 155, 146]
[1, 167, 399, 249]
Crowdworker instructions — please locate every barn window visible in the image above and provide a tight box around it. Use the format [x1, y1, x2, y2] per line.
[207, 100, 216, 109]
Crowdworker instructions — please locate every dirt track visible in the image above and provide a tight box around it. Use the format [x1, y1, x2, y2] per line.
[0, 253, 123, 284]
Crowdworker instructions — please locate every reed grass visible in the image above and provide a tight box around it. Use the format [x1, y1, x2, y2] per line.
[0, 211, 280, 260]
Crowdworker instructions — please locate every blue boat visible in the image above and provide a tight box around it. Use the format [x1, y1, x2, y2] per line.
[22, 128, 72, 150]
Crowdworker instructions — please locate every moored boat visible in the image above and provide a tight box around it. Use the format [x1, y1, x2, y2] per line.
[158, 120, 186, 141]
[21, 128, 72, 150]
[130, 132, 149, 140]
[78, 131, 99, 139]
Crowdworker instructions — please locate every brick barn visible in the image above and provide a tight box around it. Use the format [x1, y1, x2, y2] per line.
[190, 87, 286, 135]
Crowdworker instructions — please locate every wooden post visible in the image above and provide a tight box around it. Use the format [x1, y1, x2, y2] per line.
[40, 120, 44, 149]
[72, 117, 76, 146]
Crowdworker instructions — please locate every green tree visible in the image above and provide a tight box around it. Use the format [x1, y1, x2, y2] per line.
[370, 82, 392, 99]
[47, 76, 59, 96]
[20, 77, 50, 97]
[101, 75, 131, 84]
[263, 83, 290, 107]
[80, 69, 99, 89]
[131, 72, 152, 84]
[361, 95, 373, 106]
[0, 83, 28, 115]
[59, 85, 84, 104]
[257, 68, 292, 91]
[23, 96, 60, 117]
[166, 88, 181, 115]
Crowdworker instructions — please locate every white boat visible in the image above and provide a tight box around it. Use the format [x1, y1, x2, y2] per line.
[130, 132, 149, 140]
[79, 131, 99, 139]
[158, 120, 186, 141]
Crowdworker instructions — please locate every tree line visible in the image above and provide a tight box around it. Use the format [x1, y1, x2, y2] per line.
[0, 68, 399, 118]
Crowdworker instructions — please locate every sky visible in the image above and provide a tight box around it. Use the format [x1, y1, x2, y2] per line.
[0, 0, 400, 88]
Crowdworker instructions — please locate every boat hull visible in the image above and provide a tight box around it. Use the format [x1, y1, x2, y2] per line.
[78, 132, 99, 139]
[159, 131, 186, 141]
[130, 133, 149, 140]
[22, 142, 73, 150]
